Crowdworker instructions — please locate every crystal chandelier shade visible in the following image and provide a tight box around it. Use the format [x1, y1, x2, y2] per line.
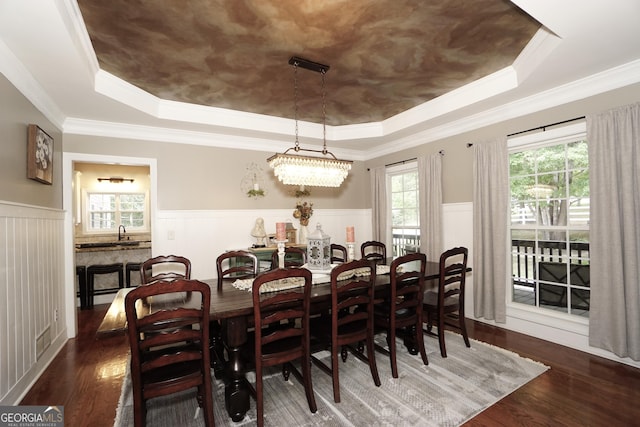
[267, 56, 352, 188]
[268, 152, 352, 187]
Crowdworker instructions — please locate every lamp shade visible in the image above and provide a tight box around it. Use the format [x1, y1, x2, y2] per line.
[268, 153, 351, 187]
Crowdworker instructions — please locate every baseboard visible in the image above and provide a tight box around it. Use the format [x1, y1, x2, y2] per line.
[0, 330, 68, 405]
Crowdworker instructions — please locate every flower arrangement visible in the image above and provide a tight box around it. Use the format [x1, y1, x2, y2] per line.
[293, 201, 313, 226]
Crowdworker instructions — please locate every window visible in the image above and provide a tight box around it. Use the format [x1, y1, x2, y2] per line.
[86, 192, 148, 232]
[389, 163, 420, 257]
[509, 125, 590, 318]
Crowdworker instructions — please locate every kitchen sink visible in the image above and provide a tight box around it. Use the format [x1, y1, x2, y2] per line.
[76, 241, 142, 249]
[117, 241, 141, 246]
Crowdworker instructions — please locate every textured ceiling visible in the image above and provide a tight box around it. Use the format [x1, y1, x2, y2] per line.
[78, 0, 540, 126]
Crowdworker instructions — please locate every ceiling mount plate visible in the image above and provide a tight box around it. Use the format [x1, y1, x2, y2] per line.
[289, 56, 330, 74]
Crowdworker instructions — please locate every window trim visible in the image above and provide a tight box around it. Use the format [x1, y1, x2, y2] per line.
[82, 189, 150, 235]
[506, 120, 589, 326]
[386, 161, 420, 257]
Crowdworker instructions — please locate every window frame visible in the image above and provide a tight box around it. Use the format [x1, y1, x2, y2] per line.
[507, 121, 589, 323]
[82, 189, 150, 235]
[386, 161, 420, 257]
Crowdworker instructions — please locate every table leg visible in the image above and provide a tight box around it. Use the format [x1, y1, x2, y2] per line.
[222, 316, 250, 422]
[209, 321, 225, 379]
[403, 325, 419, 355]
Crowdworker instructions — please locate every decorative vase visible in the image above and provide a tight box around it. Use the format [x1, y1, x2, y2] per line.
[299, 224, 309, 244]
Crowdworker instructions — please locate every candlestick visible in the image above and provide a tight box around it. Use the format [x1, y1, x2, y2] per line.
[347, 242, 355, 262]
[276, 239, 287, 268]
[346, 226, 355, 243]
[276, 222, 286, 241]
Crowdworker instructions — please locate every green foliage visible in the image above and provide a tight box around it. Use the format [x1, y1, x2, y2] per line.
[510, 140, 589, 227]
[247, 189, 265, 197]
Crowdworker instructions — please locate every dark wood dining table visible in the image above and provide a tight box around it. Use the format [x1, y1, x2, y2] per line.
[96, 259, 470, 422]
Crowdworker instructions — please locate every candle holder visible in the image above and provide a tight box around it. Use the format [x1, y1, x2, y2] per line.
[276, 239, 288, 268]
[346, 242, 355, 261]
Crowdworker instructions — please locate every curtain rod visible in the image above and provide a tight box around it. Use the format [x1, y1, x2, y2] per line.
[366, 151, 444, 171]
[466, 116, 586, 147]
[384, 150, 445, 168]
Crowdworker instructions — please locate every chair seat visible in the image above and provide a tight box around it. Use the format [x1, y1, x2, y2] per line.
[374, 304, 411, 319]
[141, 360, 203, 395]
[262, 336, 304, 361]
[311, 316, 368, 341]
[423, 291, 459, 307]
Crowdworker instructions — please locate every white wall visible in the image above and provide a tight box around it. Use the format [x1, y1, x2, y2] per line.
[0, 201, 67, 405]
[154, 208, 372, 280]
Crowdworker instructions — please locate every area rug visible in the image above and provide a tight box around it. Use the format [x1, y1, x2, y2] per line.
[113, 332, 548, 427]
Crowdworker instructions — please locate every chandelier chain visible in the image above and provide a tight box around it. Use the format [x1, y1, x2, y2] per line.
[267, 56, 352, 188]
[294, 61, 300, 151]
[321, 70, 327, 154]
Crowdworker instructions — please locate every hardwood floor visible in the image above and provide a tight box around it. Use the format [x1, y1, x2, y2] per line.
[20, 306, 640, 426]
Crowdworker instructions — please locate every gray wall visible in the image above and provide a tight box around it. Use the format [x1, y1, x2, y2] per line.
[63, 135, 368, 210]
[0, 74, 62, 208]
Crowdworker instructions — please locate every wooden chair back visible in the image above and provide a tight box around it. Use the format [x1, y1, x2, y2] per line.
[330, 243, 347, 263]
[310, 259, 381, 402]
[360, 240, 386, 262]
[374, 252, 428, 377]
[270, 246, 307, 269]
[423, 246, 470, 357]
[251, 268, 317, 426]
[139, 255, 191, 285]
[216, 250, 258, 290]
[124, 279, 214, 427]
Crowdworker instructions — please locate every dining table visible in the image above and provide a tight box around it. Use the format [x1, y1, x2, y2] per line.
[96, 259, 471, 422]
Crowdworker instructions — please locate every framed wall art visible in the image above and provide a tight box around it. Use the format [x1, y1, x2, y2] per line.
[27, 124, 54, 185]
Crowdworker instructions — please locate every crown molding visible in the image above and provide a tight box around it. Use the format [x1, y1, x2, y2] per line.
[62, 117, 368, 161]
[0, 40, 66, 129]
[364, 58, 640, 160]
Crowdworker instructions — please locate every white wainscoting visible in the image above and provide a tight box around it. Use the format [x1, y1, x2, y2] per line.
[0, 201, 67, 405]
[441, 202, 475, 317]
[154, 209, 373, 280]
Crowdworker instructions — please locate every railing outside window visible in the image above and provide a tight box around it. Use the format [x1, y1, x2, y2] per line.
[392, 228, 420, 256]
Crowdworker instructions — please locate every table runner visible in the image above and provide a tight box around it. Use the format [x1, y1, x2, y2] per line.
[233, 264, 391, 293]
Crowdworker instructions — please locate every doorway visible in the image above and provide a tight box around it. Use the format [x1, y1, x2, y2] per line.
[62, 153, 157, 338]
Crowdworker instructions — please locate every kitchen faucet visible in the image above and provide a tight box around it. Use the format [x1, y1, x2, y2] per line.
[118, 225, 126, 241]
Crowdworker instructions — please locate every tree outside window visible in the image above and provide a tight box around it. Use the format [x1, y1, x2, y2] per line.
[509, 139, 590, 317]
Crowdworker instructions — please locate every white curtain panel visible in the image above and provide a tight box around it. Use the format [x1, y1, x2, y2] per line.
[472, 137, 508, 322]
[587, 102, 640, 361]
[370, 166, 388, 246]
[418, 153, 442, 261]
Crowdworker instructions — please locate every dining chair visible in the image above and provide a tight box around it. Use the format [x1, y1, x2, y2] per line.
[423, 246, 470, 358]
[250, 268, 317, 427]
[124, 279, 214, 427]
[270, 246, 307, 269]
[216, 250, 259, 290]
[310, 259, 381, 403]
[360, 240, 386, 262]
[139, 254, 191, 284]
[374, 252, 429, 378]
[330, 243, 348, 263]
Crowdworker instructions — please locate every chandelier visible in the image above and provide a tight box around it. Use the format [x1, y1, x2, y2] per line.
[267, 56, 352, 188]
